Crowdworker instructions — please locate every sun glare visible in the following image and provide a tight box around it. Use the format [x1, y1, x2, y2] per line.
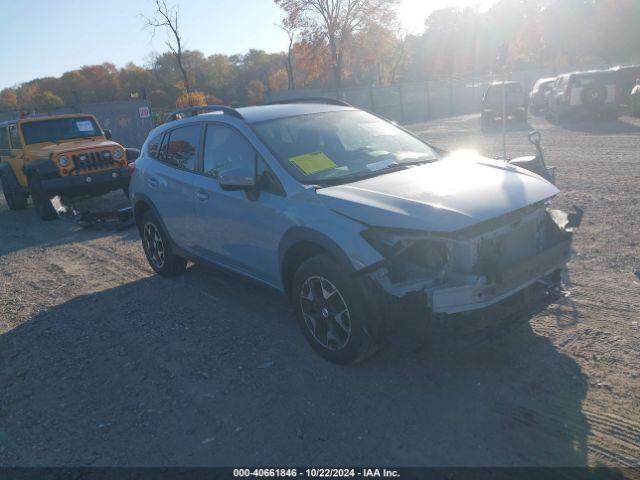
[399, 0, 498, 33]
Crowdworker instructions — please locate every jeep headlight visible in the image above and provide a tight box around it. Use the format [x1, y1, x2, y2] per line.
[113, 148, 124, 160]
[58, 155, 69, 167]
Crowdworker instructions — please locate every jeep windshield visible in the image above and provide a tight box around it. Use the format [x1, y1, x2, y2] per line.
[253, 110, 438, 185]
[20, 117, 102, 145]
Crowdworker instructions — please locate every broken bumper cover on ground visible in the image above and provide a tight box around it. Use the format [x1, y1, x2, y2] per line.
[362, 206, 583, 318]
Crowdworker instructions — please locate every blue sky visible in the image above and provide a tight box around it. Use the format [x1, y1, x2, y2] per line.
[0, 0, 496, 89]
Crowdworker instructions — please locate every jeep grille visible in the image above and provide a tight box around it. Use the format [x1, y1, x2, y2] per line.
[72, 151, 117, 174]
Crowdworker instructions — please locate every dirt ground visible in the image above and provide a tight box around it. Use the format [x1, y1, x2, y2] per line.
[0, 113, 638, 471]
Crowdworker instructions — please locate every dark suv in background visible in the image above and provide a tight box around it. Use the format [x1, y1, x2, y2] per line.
[481, 81, 527, 127]
[529, 77, 556, 115]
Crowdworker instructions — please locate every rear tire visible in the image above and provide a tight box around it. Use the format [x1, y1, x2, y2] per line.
[292, 254, 377, 364]
[140, 210, 187, 277]
[1, 176, 28, 210]
[28, 176, 58, 221]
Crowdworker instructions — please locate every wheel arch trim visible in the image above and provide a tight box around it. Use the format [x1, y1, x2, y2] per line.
[131, 193, 179, 249]
[278, 227, 356, 296]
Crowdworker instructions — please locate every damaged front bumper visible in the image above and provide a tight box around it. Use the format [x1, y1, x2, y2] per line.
[361, 206, 583, 318]
[429, 239, 570, 313]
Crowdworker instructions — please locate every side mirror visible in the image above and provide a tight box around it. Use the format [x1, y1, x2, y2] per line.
[528, 130, 541, 146]
[103, 129, 113, 140]
[218, 167, 256, 191]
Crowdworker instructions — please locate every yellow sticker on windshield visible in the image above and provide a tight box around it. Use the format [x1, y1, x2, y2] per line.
[289, 152, 337, 175]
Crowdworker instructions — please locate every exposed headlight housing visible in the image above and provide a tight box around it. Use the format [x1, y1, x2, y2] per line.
[58, 155, 69, 167]
[361, 228, 413, 258]
[361, 228, 450, 271]
[362, 228, 450, 284]
[113, 148, 124, 160]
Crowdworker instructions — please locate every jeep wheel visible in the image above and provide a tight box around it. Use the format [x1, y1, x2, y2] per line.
[292, 254, 376, 364]
[140, 210, 186, 276]
[28, 177, 58, 221]
[1, 177, 28, 210]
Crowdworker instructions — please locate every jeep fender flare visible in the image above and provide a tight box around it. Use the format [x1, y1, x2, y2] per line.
[125, 148, 140, 162]
[23, 158, 58, 180]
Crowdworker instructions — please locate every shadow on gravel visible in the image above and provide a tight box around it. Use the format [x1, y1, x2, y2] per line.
[0, 266, 596, 467]
[481, 120, 532, 134]
[0, 207, 135, 257]
[555, 118, 640, 134]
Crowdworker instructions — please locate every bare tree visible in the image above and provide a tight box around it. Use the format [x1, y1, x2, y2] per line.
[278, 20, 297, 90]
[275, 0, 399, 94]
[143, 0, 191, 100]
[389, 31, 408, 84]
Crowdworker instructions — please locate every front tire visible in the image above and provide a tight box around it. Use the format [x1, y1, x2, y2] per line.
[140, 210, 187, 277]
[28, 176, 58, 221]
[1, 177, 28, 210]
[292, 254, 376, 364]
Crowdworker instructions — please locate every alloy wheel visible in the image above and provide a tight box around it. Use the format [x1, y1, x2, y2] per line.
[143, 222, 165, 269]
[299, 276, 352, 351]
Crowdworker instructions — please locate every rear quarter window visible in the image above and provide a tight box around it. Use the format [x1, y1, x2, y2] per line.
[146, 133, 164, 159]
[162, 124, 201, 171]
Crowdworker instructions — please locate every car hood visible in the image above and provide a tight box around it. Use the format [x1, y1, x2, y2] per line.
[26, 139, 120, 158]
[317, 152, 559, 233]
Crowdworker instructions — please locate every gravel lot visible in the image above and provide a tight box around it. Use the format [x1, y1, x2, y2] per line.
[0, 113, 638, 471]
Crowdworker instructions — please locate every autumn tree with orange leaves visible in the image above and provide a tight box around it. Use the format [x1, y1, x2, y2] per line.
[274, 0, 400, 93]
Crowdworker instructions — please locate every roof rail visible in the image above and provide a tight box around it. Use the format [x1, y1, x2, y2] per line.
[165, 105, 244, 123]
[266, 97, 352, 107]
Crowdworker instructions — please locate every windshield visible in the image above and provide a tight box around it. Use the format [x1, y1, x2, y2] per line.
[20, 117, 102, 144]
[253, 110, 438, 184]
[486, 83, 524, 102]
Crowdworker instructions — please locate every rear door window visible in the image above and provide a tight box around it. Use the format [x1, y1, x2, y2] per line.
[162, 124, 201, 171]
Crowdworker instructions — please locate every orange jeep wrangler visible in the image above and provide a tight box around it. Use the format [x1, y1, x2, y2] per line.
[0, 114, 137, 220]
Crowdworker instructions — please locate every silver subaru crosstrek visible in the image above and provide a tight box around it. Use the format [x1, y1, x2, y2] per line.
[129, 100, 579, 364]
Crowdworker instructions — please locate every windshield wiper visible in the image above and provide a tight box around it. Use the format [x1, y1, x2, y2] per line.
[314, 156, 438, 186]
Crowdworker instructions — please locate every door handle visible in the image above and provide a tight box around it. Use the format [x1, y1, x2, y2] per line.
[196, 190, 209, 201]
[147, 176, 159, 188]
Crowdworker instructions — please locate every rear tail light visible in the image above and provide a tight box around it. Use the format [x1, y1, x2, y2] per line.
[127, 161, 136, 176]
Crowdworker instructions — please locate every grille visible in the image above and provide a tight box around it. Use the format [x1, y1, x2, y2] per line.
[72, 150, 117, 174]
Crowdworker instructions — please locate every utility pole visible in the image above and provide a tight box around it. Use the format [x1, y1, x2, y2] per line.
[497, 43, 509, 159]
